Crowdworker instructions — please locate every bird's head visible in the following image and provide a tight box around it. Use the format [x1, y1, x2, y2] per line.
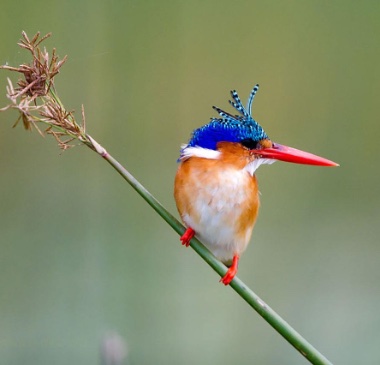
[180, 85, 338, 171]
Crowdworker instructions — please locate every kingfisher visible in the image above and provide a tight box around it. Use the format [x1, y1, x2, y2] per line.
[174, 85, 338, 285]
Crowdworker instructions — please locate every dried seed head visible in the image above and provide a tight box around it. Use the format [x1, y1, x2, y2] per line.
[0, 32, 91, 151]
[1, 32, 66, 99]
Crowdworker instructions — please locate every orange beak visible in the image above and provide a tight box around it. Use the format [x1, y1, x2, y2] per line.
[253, 142, 339, 167]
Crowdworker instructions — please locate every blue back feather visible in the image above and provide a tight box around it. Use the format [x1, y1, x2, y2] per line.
[186, 84, 268, 151]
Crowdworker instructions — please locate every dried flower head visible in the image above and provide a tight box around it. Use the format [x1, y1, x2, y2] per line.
[0, 31, 92, 151]
[2, 32, 67, 99]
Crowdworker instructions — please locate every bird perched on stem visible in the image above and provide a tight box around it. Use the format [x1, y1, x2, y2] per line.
[174, 85, 338, 285]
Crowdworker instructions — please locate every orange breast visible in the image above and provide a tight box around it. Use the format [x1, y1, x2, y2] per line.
[174, 142, 260, 262]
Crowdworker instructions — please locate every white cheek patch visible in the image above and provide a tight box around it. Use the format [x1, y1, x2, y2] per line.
[180, 145, 221, 161]
[244, 158, 276, 176]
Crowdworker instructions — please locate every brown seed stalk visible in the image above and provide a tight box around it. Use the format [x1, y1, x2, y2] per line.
[0, 31, 90, 150]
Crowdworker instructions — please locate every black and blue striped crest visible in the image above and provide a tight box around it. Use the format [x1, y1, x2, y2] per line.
[186, 85, 268, 151]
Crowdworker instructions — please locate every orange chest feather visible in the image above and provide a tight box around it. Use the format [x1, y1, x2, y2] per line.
[174, 157, 260, 260]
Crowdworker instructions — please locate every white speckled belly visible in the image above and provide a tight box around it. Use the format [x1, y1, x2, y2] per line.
[182, 168, 257, 262]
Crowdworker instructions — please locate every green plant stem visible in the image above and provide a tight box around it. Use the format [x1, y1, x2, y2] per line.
[90, 139, 332, 365]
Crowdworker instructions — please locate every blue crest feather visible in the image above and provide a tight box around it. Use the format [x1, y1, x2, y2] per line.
[185, 84, 268, 151]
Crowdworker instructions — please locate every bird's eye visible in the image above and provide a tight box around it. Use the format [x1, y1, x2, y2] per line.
[240, 139, 258, 150]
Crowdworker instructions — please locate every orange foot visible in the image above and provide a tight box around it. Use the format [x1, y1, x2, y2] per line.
[220, 254, 240, 285]
[180, 227, 195, 247]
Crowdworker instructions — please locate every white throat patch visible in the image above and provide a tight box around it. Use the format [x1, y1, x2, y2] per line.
[244, 158, 276, 176]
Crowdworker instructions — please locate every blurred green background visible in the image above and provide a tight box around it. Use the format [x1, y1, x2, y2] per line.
[0, 1, 379, 364]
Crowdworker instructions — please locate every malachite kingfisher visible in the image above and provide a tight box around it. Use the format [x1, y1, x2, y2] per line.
[174, 85, 338, 285]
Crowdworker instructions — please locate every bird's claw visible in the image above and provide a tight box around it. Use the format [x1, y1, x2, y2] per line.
[220, 254, 239, 285]
[180, 227, 195, 247]
[220, 267, 237, 285]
